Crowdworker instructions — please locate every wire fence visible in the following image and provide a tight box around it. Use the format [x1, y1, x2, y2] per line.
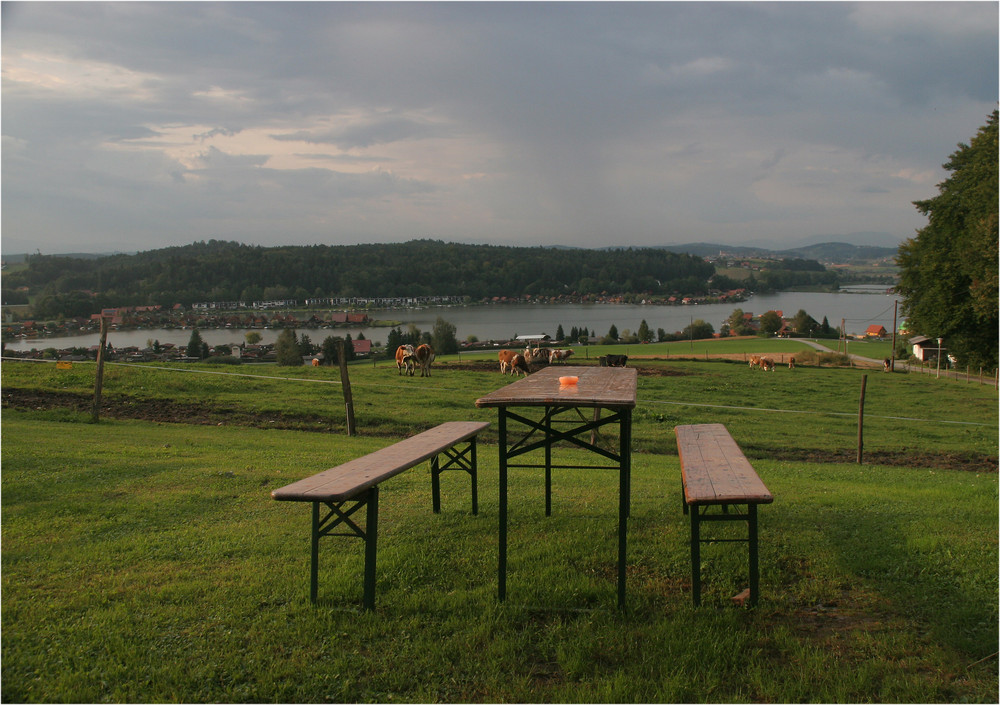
[3, 355, 994, 428]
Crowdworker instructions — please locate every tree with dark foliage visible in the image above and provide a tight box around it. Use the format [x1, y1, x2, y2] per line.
[896, 111, 998, 369]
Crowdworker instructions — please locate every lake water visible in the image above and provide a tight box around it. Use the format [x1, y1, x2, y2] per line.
[3, 287, 899, 352]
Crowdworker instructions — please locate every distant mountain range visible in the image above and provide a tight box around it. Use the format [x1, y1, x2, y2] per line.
[651, 241, 898, 263]
[4, 237, 900, 266]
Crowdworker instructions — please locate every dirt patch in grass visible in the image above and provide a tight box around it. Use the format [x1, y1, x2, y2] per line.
[5, 387, 994, 472]
[2, 388, 340, 432]
[741, 443, 997, 473]
[440, 360, 691, 376]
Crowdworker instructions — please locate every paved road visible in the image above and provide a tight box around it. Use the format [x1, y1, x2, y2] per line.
[802, 338, 996, 384]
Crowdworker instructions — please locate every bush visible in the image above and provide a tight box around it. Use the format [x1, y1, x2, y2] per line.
[204, 356, 242, 365]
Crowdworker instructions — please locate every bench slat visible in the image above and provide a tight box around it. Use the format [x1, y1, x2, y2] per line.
[675, 423, 772, 506]
[271, 421, 489, 503]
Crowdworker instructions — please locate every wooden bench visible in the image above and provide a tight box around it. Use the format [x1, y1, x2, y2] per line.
[271, 421, 489, 610]
[674, 423, 773, 607]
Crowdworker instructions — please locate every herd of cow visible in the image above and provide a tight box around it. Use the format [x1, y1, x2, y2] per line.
[497, 347, 575, 376]
[393, 343, 576, 378]
[394, 346, 802, 377]
[748, 354, 794, 372]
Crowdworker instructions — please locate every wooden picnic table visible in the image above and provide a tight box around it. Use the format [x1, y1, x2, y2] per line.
[475, 365, 638, 609]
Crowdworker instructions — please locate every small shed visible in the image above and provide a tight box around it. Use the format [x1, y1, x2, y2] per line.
[909, 335, 940, 362]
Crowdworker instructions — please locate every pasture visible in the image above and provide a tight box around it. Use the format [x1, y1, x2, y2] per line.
[2, 350, 997, 702]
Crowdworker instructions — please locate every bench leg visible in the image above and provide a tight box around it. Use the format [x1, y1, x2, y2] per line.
[363, 487, 379, 612]
[431, 455, 442, 514]
[688, 503, 762, 608]
[691, 505, 701, 607]
[307, 491, 379, 610]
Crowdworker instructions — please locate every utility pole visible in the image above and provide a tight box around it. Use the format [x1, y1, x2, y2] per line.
[936, 337, 943, 379]
[890, 300, 898, 372]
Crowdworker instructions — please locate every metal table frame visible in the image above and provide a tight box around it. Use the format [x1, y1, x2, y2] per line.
[476, 366, 637, 610]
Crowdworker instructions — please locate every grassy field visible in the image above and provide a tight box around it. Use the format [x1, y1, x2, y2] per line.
[2, 349, 997, 702]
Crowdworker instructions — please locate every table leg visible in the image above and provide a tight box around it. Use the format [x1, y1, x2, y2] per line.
[471, 436, 479, 516]
[544, 407, 552, 516]
[498, 408, 508, 602]
[618, 409, 631, 610]
[310, 502, 320, 603]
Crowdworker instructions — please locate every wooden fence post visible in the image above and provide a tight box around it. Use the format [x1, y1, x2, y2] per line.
[856, 374, 867, 464]
[91, 315, 109, 423]
[337, 340, 356, 436]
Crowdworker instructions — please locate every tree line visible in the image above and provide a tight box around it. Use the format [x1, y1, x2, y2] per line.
[5, 240, 835, 318]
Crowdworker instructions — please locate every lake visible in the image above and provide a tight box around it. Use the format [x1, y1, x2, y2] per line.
[3, 287, 898, 352]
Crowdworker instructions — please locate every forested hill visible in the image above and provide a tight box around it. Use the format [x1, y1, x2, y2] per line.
[7, 240, 723, 307]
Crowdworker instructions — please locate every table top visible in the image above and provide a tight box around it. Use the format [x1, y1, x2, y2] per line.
[475, 365, 637, 409]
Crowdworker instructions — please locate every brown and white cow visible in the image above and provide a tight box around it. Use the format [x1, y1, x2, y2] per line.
[760, 357, 775, 372]
[413, 343, 435, 377]
[547, 348, 574, 364]
[395, 344, 415, 376]
[523, 346, 548, 365]
[748, 355, 762, 370]
[498, 349, 529, 376]
[788, 356, 796, 370]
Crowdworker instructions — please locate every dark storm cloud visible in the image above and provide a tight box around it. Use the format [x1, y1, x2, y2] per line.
[2, 2, 996, 254]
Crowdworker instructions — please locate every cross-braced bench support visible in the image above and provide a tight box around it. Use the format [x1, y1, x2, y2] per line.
[686, 501, 759, 607]
[430, 437, 479, 515]
[311, 488, 379, 610]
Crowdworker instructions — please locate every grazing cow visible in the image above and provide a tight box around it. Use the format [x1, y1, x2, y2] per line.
[498, 349, 515, 374]
[523, 346, 548, 365]
[788, 356, 795, 370]
[413, 344, 435, 377]
[603, 354, 628, 367]
[547, 349, 574, 364]
[760, 357, 775, 372]
[509, 353, 529, 376]
[748, 355, 762, 370]
[395, 344, 415, 376]
[883, 357, 891, 372]
[498, 349, 529, 376]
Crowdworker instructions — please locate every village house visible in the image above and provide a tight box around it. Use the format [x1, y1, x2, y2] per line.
[865, 324, 888, 338]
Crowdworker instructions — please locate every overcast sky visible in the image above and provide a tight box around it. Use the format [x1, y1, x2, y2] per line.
[2, 2, 996, 255]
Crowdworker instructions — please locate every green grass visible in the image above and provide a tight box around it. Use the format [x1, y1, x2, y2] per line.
[2, 416, 996, 702]
[2, 353, 997, 701]
[3, 350, 995, 463]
